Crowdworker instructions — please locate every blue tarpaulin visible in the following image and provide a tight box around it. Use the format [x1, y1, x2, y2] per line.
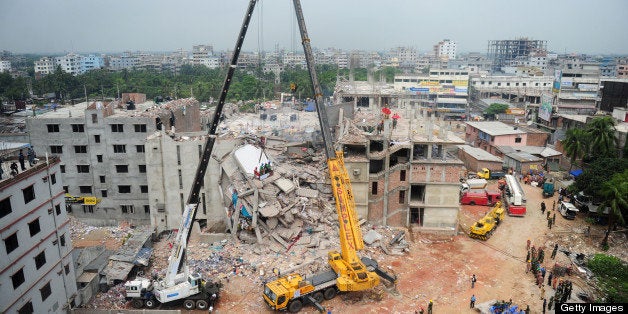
[304, 100, 316, 112]
[570, 169, 583, 177]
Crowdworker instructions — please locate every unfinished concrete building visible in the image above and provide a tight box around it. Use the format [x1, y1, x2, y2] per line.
[26, 97, 202, 226]
[339, 108, 466, 230]
[488, 38, 547, 73]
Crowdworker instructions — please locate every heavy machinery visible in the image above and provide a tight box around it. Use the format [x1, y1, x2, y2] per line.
[469, 201, 505, 240]
[542, 179, 555, 197]
[262, 1, 397, 312]
[502, 174, 527, 216]
[460, 189, 501, 206]
[460, 178, 488, 193]
[123, 0, 260, 309]
[476, 168, 506, 180]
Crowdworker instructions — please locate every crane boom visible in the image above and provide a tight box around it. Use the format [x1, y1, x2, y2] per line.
[165, 0, 258, 287]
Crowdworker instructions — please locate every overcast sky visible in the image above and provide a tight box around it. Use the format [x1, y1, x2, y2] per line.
[1, 0, 627, 55]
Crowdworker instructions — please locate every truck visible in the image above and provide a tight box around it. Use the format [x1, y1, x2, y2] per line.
[124, 0, 261, 309]
[476, 168, 506, 180]
[542, 180, 555, 197]
[502, 174, 526, 216]
[262, 2, 397, 312]
[559, 201, 579, 220]
[460, 178, 488, 193]
[469, 201, 505, 240]
[460, 190, 501, 206]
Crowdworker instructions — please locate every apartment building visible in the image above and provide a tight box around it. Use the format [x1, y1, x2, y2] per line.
[434, 39, 457, 61]
[55, 53, 83, 75]
[26, 97, 202, 226]
[470, 75, 553, 104]
[555, 62, 600, 115]
[0, 60, 11, 73]
[465, 121, 527, 156]
[34, 57, 56, 76]
[0, 155, 78, 313]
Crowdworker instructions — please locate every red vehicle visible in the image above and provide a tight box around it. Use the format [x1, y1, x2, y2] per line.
[460, 190, 501, 206]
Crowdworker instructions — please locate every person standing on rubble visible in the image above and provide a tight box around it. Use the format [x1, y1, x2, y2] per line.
[526, 239, 531, 251]
[427, 300, 433, 314]
[541, 201, 546, 214]
[470, 295, 476, 308]
[471, 274, 477, 288]
[551, 244, 558, 259]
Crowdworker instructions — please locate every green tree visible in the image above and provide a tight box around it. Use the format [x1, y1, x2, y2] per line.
[587, 116, 618, 159]
[573, 157, 628, 198]
[563, 128, 589, 171]
[599, 170, 628, 248]
[485, 103, 509, 115]
[587, 253, 628, 302]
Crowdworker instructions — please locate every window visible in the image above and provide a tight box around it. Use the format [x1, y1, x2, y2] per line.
[11, 268, 25, 289]
[50, 173, 56, 185]
[138, 165, 146, 173]
[140, 185, 148, 193]
[50, 145, 63, 154]
[118, 185, 131, 193]
[40, 282, 52, 301]
[63, 186, 68, 193]
[371, 182, 378, 195]
[99, 175, 105, 183]
[77, 165, 90, 173]
[55, 204, 61, 215]
[60, 234, 66, 247]
[28, 219, 41, 236]
[60, 165, 65, 173]
[64, 264, 70, 275]
[399, 190, 406, 204]
[22, 185, 35, 204]
[91, 113, 98, 123]
[18, 301, 33, 314]
[71, 124, 85, 132]
[121, 205, 134, 214]
[4, 232, 19, 254]
[47, 124, 60, 132]
[134, 124, 147, 132]
[400, 170, 406, 181]
[111, 124, 124, 132]
[116, 165, 129, 173]
[136, 145, 145, 153]
[34, 250, 46, 269]
[101, 190, 108, 197]
[97, 155, 103, 162]
[113, 145, 126, 153]
[515, 137, 522, 143]
[144, 205, 150, 213]
[1, 197, 12, 218]
[94, 135, 101, 143]
[79, 186, 92, 194]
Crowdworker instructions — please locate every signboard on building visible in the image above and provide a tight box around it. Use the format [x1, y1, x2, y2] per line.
[539, 94, 553, 122]
[552, 69, 562, 94]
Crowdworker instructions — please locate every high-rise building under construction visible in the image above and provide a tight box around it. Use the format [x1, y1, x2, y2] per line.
[488, 38, 547, 72]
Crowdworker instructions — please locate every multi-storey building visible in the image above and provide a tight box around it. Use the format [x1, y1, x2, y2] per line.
[80, 54, 103, 73]
[191, 45, 214, 65]
[107, 52, 138, 71]
[617, 58, 628, 78]
[0, 60, 11, 72]
[487, 38, 547, 73]
[434, 39, 457, 61]
[339, 110, 465, 229]
[26, 97, 202, 226]
[394, 69, 470, 120]
[470, 75, 553, 104]
[465, 121, 528, 156]
[34, 57, 56, 76]
[55, 53, 83, 75]
[0, 155, 78, 313]
[555, 61, 600, 114]
[283, 52, 306, 68]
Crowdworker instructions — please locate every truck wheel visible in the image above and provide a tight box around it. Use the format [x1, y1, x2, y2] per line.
[323, 287, 337, 300]
[183, 299, 196, 310]
[196, 300, 209, 310]
[145, 298, 157, 309]
[469, 201, 476, 205]
[288, 299, 303, 313]
[313, 291, 324, 303]
[131, 299, 143, 309]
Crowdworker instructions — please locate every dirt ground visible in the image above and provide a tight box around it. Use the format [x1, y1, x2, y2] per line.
[213, 182, 626, 314]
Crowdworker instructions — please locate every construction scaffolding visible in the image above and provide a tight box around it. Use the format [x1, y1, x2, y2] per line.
[487, 38, 547, 72]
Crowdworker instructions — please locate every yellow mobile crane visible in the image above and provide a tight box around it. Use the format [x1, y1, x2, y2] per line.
[262, 1, 397, 312]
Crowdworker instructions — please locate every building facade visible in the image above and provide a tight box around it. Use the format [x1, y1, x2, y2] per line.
[34, 57, 56, 76]
[0, 60, 11, 72]
[26, 98, 202, 226]
[434, 39, 457, 61]
[0, 157, 78, 313]
[465, 121, 528, 156]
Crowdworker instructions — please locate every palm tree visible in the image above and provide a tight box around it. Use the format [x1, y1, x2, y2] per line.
[599, 171, 628, 248]
[563, 128, 588, 171]
[587, 116, 618, 159]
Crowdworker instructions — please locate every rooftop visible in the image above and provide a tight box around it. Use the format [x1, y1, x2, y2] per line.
[466, 121, 526, 136]
[458, 145, 503, 162]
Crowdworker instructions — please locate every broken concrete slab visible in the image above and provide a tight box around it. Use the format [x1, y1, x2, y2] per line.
[274, 178, 296, 194]
[364, 229, 383, 245]
[296, 187, 319, 198]
[258, 201, 280, 217]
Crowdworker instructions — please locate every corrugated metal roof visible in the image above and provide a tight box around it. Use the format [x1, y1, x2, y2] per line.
[458, 145, 502, 162]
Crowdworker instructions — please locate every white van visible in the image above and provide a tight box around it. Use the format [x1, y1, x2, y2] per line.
[559, 201, 579, 220]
